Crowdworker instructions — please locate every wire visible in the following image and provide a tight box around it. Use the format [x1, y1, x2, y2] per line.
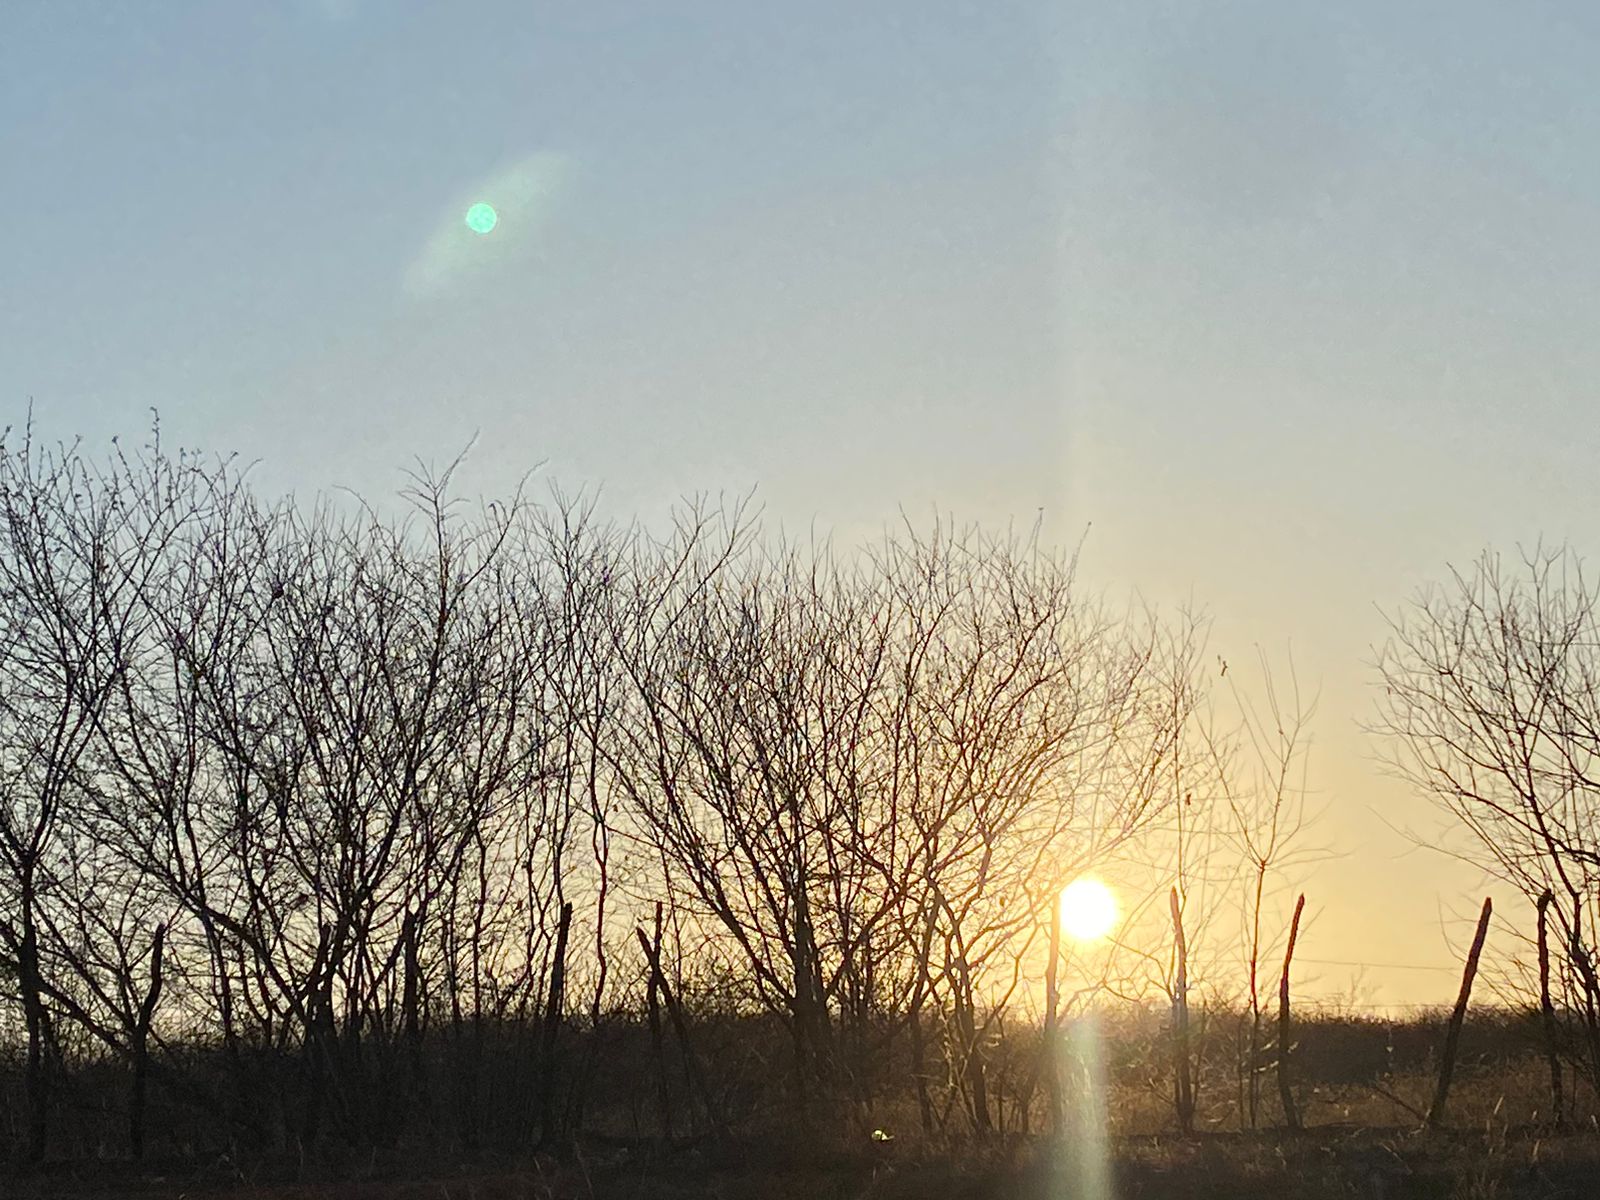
[1296, 957, 1459, 973]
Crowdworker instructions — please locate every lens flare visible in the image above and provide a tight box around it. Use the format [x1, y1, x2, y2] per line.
[1062, 1013, 1112, 1200]
[464, 202, 498, 235]
[404, 154, 570, 298]
[1059, 878, 1117, 942]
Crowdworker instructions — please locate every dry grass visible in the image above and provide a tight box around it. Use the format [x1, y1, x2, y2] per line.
[5, 1014, 1599, 1198]
[9, 1113, 1600, 1199]
[3, 1132, 1596, 1200]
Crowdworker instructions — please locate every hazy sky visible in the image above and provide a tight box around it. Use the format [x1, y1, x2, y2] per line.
[6, 1, 1600, 1007]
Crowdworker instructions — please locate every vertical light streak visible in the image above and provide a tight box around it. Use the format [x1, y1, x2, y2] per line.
[1061, 1012, 1113, 1200]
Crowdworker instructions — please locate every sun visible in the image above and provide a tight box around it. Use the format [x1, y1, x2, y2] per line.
[1059, 878, 1118, 942]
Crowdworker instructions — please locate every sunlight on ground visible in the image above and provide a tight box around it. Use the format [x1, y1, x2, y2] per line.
[1059, 877, 1118, 942]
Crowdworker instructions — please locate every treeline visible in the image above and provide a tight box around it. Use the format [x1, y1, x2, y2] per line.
[0, 427, 1213, 1163]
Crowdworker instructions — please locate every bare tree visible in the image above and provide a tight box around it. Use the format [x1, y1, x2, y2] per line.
[1375, 545, 1600, 1093]
[0, 424, 214, 1159]
[1211, 648, 1317, 1129]
[0, 422, 1292, 1161]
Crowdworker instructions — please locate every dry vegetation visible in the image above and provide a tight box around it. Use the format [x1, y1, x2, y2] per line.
[3, 1012, 1598, 1198]
[0, 427, 1599, 1197]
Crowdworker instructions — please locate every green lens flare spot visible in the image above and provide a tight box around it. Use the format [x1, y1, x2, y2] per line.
[465, 202, 498, 235]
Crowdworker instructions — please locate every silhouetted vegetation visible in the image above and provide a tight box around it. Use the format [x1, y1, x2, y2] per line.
[0, 426, 1594, 1200]
[0, 423, 1197, 1167]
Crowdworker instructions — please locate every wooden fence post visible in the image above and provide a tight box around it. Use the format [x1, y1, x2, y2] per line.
[537, 901, 574, 1147]
[1277, 894, 1305, 1131]
[1170, 887, 1194, 1135]
[647, 902, 674, 1136]
[1537, 890, 1564, 1129]
[1427, 896, 1492, 1129]
[1045, 890, 1063, 1137]
[635, 923, 724, 1140]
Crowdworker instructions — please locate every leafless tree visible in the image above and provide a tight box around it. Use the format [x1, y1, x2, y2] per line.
[1375, 544, 1600, 1094]
[1211, 648, 1317, 1129]
[0, 422, 1307, 1160]
[0, 423, 216, 1159]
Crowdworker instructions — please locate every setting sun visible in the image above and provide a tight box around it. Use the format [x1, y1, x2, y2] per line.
[13, 3, 1594, 1192]
[1059, 878, 1118, 942]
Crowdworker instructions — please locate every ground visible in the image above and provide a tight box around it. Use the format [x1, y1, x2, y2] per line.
[7, 1128, 1599, 1200]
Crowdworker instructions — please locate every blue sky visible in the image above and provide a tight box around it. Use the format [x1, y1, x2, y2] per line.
[3, 1, 1064, 513]
[6, 0, 1600, 1003]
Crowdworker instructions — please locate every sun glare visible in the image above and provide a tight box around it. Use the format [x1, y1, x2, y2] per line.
[1059, 878, 1117, 942]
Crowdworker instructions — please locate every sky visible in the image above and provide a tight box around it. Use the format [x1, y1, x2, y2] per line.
[5, 0, 1600, 1008]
